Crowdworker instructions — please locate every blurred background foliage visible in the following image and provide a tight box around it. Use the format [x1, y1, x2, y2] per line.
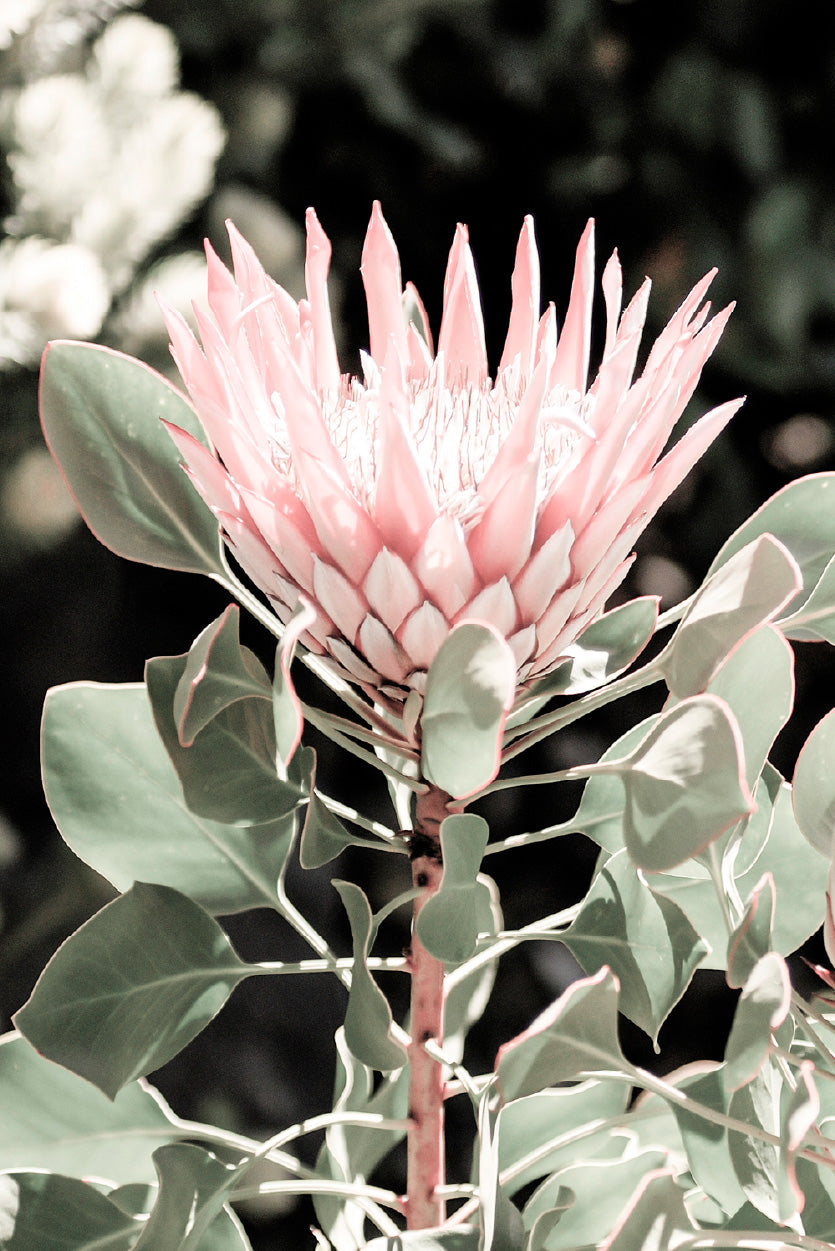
[1, 1, 834, 1244]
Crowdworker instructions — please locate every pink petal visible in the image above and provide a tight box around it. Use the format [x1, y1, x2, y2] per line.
[413, 513, 478, 618]
[534, 302, 557, 371]
[299, 458, 382, 584]
[575, 524, 643, 614]
[163, 421, 244, 517]
[513, 521, 574, 622]
[216, 509, 282, 595]
[533, 581, 586, 655]
[363, 546, 424, 633]
[226, 220, 278, 306]
[600, 248, 622, 361]
[373, 347, 439, 559]
[460, 577, 518, 636]
[358, 615, 411, 683]
[564, 340, 650, 536]
[313, 556, 368, 646]
[641, 269, 717, 384]
[360, 201, 408, 370]
[237, 484, 319, 592]
[438, 224, 488, 386]
[467, 451, 540, 583]
[303, 208, 341, 394]
[475, 341, 551, 510]
[508, 624, 536, 668]
[618, 303, 736, 486]
[630, 397, 745, 525]
[399, 600, 450, 670]
[550, 218, 595, 394]
[191, 302, 275, 454]
[326, 636, 383, 687]
[569, 477, 648, 575]
[498, 216, 540, 382]
[204, 239, 242, 339]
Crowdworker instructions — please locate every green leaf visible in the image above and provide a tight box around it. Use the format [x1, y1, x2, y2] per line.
[727, 1058, 816, 1224]
[476, 1099, 526, 1251]
[522, 1150, 671, 1249]
[496, 1080, 629, 1197]
[667, 1064, 748, 1216]
[14, 883, 252, 1098]
[333, 882, 407, 1073]
[173, 605, 272, 747]
[313, 1029, 410, 1248]
[793, 708, 835, 855]
[650, 766, 827, 971]
[133, 1144, 238, 1250]
[0, 1033, 177, 1184]
[708, 471, 835, 618]
[42, 681, 295, 915]
[272, 599, 317, 769]
[724, 953, 791, 1092]
[608, 694, 754, 872]
[299, 788, 358, 869]
[704, 624, 794, 793]
[601, 1169, 692, 1251]
[421, 623, 515, 799]
[568, 717, 658, 857]
[146, 652, 303, 826]
[664, 535, 801, 697]
[518, 596, 659, 707]
[443, 874, 502, 1063]
[495, 968, 625, 1101]
[727, 874, 776, 989]
[416, 815, 490, 965]
[562, 850, 708, 1045]
[363, 1232, 479, 1251]
[780, 552, 835, 643]
[39, 341, 224, 576]
[111, 1184, 251, 1250]
[0, 1172, 141, 1249]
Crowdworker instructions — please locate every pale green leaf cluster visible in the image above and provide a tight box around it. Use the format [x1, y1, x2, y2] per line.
[5, 342, 835, 1248]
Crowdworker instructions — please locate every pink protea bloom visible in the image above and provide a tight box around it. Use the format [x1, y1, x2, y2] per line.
[161, 203, 741, 711]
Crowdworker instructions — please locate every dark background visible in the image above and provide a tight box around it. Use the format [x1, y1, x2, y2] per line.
[1, 1, 835, 1244]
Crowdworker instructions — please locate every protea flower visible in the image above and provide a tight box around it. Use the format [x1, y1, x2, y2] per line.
[161, 203, 741, 712]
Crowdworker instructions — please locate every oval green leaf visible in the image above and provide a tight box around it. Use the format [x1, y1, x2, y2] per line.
[42, 680, 295, 915]
[416, 814, 490, 965]
[40, 341, 224, 576]
[793, 708, 835, 855]
[0, 1034, 178, 1184]
[610, 694, 755, 872]
[14, 883, 252, 1098]
[146, 652, 303, 826]
[333, 881, 407, 1073]
[707, 472, 835, 618]
[0, 1172, 140, 1250]
[421, 623, 516, 799]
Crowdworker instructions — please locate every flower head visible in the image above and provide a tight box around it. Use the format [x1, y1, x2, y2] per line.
[162, 204, 741, 710]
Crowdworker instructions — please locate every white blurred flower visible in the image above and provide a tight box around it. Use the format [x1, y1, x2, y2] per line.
[89, 13, 179, 118]
[1, 75, 110, 236]
[1, 12, 225, 289]
[0, 0, 41, 50]
[0, 237, 109, 367]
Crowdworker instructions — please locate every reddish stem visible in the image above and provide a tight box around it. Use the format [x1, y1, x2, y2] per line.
[406, 784, 454, 1229]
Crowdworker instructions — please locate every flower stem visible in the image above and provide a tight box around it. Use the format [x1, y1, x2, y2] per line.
[406, 784, 451, 1229]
